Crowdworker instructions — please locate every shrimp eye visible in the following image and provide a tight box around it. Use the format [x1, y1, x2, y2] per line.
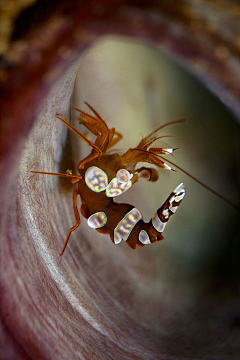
[116, 169, 132, 183]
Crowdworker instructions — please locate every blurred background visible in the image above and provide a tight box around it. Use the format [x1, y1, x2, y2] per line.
[72, 36, 239, 291]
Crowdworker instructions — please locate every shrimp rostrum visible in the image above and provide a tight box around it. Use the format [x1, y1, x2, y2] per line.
[32, 103, 186, 255]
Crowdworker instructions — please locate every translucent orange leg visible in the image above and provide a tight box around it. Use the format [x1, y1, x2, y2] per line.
[107, 131, 123, 149]
[31, 171, 82, 182]
[74, 105, 108, 133]
[56, 115, 104, 171]
[60, 189, 80, 256]
[56, 116, 102, 155]
[77, 151, 101, 172]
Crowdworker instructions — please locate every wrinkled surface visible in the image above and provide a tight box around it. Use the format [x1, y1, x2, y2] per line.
[0, 1, 240, 359]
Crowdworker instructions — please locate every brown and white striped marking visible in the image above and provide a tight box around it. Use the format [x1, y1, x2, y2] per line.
[150, 183, 185, 236]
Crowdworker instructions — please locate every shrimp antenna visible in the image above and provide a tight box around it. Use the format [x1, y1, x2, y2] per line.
[156, 155, 240, 212]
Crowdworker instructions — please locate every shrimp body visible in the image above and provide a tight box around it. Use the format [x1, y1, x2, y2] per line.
[77, 154, 185, 249]
[32, 103, 186, 255]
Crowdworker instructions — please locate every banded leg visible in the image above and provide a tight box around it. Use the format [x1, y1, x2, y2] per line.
[60, 189, 80, 256]
[138, 183, 186, 245]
